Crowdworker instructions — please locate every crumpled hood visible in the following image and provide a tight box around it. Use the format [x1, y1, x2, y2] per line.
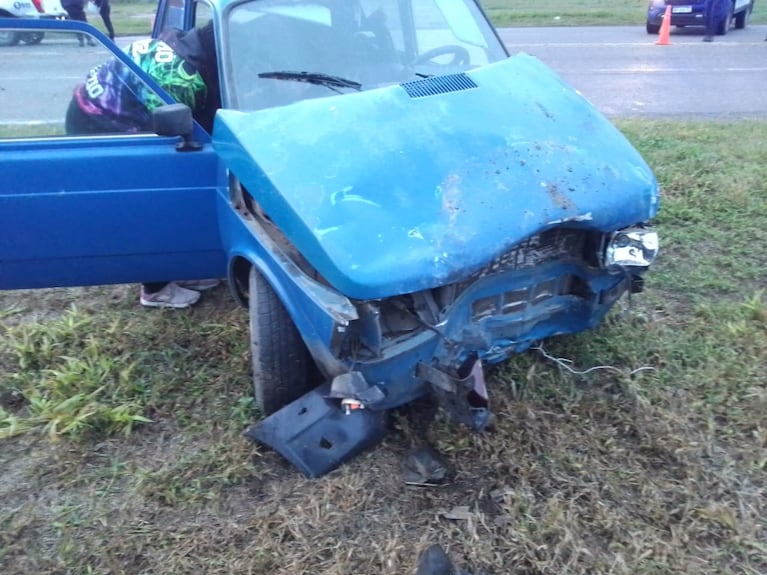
[213, 53, 659, 300]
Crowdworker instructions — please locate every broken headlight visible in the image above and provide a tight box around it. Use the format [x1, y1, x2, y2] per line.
[604, 226, 658, 270]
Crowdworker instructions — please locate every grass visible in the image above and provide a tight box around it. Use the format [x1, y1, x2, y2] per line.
[0, 124, 64, 138]
[94, 0, 767, 37]
[483, 0, 767, 27]
[1, 119, 765, 573]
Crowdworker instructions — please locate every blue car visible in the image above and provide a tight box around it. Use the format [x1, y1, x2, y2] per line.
[646, 0, 755, 35]
[0, 0, 659, 476]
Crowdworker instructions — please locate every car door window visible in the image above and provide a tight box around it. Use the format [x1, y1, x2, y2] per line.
[193, 0, 213, 29]
[0, 29, 164, 140]
[359, 0, 405, 53]
[0, 22, 225, 291]
[411, 0, 503, 68]
[153, 0, 186, 35]
[154, 0, 213, 36]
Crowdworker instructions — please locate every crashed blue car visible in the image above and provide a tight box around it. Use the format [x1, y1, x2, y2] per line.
[0, 0, 659, 476]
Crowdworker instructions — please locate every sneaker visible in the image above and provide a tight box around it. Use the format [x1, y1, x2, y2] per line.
[140, 282, 200, 309]
[176, 279, 221, 291]
[86, 37, 97, 46]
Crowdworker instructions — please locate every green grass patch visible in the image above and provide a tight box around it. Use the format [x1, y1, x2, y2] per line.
[482, 0, 767, 27]
[1, 291, 253, 440]
[91, 0, 156, 37]
[619, 120, 767, 297]
[0, 124, 65, 139]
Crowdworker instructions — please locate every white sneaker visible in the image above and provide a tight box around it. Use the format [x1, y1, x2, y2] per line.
[176, 279, 221, 291]
[140, 282, 201, 309]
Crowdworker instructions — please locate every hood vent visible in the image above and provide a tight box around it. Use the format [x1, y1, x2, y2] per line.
[401, 73, 478, 98]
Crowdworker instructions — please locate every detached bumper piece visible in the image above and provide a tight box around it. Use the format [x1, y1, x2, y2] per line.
[417, 354, 492, 431]
[244, 382, 388, 478]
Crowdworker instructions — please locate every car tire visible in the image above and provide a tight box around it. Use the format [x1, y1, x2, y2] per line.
[734, 4, 751, 29]
[20, 32, 45, 45]
[717, 4, 732, 35]
[248, 266, 315, 415]
[0, 30, 22, 47]
[646, 21, 660, 34]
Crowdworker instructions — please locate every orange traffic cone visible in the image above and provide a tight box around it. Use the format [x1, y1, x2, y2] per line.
[656, 5, 672, 45]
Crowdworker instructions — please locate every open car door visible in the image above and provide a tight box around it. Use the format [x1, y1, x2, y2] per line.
[0, 19, 226, 290]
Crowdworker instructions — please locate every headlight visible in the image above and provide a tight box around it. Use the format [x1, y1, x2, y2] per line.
[604, 226, 658, 270]
[649, 0, 666, 8]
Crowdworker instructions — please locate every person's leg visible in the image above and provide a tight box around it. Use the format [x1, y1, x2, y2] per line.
[63, 3, 94, 46]
[143, 282, 170, 293]
[176, 279, 221, 291]
[140, 282, 201, 309]
[64, 7, 85, 46]
[703, 1, 715, 41]
[100, 4, 115, 40]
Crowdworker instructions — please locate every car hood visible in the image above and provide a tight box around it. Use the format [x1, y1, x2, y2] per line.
[213, 53, 659, 300]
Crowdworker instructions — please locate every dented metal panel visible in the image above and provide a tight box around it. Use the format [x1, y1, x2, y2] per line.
[213, 53, 659, 300]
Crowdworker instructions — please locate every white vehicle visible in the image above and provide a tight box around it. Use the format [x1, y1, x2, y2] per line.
[0, 0, 67, 46]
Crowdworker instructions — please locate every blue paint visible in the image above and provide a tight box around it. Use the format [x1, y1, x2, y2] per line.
[214, 54, 658, 299]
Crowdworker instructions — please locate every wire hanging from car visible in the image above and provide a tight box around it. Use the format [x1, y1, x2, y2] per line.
[532, 343, 655, 377]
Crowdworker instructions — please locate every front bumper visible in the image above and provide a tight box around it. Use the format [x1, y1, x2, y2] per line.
[349, 259, 646, 411]
[648, 7, 706, 28]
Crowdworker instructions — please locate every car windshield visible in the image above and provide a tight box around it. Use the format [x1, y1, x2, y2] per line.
[224, 0, 508, 111]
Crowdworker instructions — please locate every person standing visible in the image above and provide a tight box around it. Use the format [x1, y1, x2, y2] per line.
[93, 0, 115, 41]
[65, 22, 222, 308]
[703, 0, 729, 42]
[61, 0, 96, 46]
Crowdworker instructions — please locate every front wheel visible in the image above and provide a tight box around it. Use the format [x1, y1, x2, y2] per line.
[734, 4, 751, 29]
[0, 30, 21, 47]
[248, 266, 315, 415]
[717, 4, 733, 35]
[20, 32, 45, 45]
[646, 21, 660, 34]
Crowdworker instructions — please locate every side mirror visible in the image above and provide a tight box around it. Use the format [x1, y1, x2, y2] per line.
[152, 103, 202, 152]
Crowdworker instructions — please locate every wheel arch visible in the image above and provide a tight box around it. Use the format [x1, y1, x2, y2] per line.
[227, 253, 302, 324]
[228, 254, 252, 308]
[227, 250, 356, 379]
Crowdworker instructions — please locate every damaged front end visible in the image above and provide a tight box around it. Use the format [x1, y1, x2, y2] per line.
[246, 222, 657, 477]
[226, 55, 660, 477]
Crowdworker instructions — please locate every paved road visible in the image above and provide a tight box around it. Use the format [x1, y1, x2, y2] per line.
[0, 35, 113, 125]
[497, 25, 767, 118]
[2, 25, 766, 123]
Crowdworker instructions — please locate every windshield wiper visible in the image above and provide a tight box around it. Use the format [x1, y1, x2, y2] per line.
[258, 71, 362, 93]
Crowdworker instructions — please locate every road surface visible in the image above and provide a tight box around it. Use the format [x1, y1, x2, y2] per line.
[497, 25, 767, 118]
[1, 25, 766, 123]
